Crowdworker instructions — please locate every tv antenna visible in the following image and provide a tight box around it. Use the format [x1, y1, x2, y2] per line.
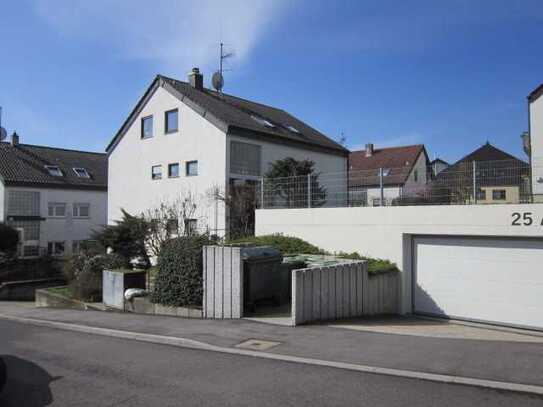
[212, 42, 234, 93]
[0, 107, 7, 142]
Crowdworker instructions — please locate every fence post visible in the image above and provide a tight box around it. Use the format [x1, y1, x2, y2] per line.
[472, 161, 477, 204]
[307, 174, 311, 208]
[260, 177, 264, 209]
[379, 168, 384, 206]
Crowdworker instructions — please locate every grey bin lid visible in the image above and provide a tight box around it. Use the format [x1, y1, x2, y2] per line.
[240, 246, 283, 263]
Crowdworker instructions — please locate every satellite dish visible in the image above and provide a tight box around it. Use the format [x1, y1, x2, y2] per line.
[212, 71, 224, 92]
[0, 127, 7, 142]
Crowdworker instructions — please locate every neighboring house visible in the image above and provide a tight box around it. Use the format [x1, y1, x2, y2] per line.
[0, 134, 108, 257]
[348, 144, 429, 206]
[435, 142, 530, 205]
[528, 83, 543, 201]
[429, 158, 449, 178]
[106, 68, 349, 236]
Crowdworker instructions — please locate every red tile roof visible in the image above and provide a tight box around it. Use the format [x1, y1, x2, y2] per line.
[349, 144, 426, 187]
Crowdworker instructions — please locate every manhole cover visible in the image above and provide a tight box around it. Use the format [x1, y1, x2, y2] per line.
[235, 339, 282, 351]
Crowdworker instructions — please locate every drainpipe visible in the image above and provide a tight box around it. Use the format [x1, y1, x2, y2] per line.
[473, 161, 477, 204]
[379, 168, 384, 206]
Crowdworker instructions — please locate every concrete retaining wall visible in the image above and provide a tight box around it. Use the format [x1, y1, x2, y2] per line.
[0, 278, 65, 301]
[203, 246, 243, 319]
[124, 297, 202, 318]
[292, 261, 398, 325]
[256, 204, 543, 313]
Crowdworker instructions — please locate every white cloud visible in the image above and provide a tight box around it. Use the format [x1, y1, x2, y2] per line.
[34, 0, 289, 74]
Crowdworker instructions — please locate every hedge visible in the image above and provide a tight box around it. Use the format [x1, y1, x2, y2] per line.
[229, 234, 398, 275]
[228, 234, 325, 255]
[151, 235, 213, 307]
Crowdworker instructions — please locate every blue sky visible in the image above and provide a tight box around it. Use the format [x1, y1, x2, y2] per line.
[1, 0, 542, 163]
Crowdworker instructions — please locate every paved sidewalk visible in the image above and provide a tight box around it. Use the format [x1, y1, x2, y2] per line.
[1, 302, 543, 388]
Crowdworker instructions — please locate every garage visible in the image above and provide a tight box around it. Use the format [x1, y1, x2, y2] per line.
[413, 235, 543, 330]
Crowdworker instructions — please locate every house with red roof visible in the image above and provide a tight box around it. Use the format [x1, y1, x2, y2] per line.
[348, 144, 430, 206]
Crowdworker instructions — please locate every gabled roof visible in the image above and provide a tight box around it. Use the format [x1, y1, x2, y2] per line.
[106, 75, 349, 156]
[528, 82, 543, 103]
[436, 143, 529, 187]
[0, 142, 107, 190]
[349, 144, 427, 187]
[430, 158, 449, 166]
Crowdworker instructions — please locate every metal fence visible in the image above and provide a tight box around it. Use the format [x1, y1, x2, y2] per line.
[257, 158, 542, 209]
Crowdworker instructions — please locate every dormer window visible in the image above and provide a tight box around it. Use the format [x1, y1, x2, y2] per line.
[251, 115, 275, 128]
[45, 165, 63, 177]
[286, 125, 300, 133]
[73, 168, 91, 178]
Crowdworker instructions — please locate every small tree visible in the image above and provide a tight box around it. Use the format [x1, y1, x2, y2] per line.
[265, 157, 326, 207]
[92, 210, 151, 267]
[210, 183, 257, 240]
[143, 192, 203, 258]
[0, 223, 20, 258]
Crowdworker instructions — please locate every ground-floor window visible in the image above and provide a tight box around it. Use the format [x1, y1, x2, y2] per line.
[48, 241, 65, 256]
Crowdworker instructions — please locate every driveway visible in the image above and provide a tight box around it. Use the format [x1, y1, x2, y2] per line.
[328, 316, 543, 343]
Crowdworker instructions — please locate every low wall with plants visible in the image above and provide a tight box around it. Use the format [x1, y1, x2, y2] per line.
[292, 261, 400, 326]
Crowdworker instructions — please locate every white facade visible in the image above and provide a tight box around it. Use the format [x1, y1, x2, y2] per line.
[108, 86, 228, 234]
[108, 84, 347, 234]
[530, 92, 543, 197]
[2, 185, 107, 257]
[256, 204, 543, 317]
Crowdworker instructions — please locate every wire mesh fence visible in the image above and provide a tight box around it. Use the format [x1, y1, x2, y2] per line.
[256, 158, 543, 209]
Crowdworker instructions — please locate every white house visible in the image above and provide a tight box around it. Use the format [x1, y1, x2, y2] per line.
[348, 144, 429, 206]
[528, 83, 543, 200]
[106, 68, 348, 236]
[0, 134, 108, 257]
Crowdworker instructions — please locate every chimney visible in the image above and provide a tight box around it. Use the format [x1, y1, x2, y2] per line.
[11, 132, 19, 146]
[188, 67, 203, 91]
[365, 143, 374, 157]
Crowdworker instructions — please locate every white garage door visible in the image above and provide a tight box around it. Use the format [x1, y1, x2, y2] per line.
[413, 236, 543, 330]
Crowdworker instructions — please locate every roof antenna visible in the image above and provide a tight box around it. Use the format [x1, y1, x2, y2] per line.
[0, 107, 7, 142]
[212, 42, 234, 94]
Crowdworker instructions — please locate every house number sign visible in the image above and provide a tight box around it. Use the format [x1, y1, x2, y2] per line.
[511, 212, 543, 226]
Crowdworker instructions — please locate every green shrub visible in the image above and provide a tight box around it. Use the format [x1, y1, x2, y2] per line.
[151, 235, 213, 307]
[0, 223, 19, 258]
[228, 234, 325, 255]
[67, 253, 130, 302]
[335, 251, 399, 275]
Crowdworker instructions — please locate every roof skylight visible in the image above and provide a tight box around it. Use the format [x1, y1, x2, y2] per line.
[286, 125, 300, 133]
[45, 165, 63, 177]
[73, 167, 91, 178]
[251, 115, 275, 128]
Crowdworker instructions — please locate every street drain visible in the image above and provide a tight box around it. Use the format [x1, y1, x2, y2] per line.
[235, 339, 282, 351]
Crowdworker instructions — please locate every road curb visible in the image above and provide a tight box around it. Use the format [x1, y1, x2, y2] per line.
[1, 312, 543, 396]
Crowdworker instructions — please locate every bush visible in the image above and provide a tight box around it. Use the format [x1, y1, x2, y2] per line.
[151, 235, 213, 307]
[0, 256, 62, 283]
[67, 253, 130, 302]
[335, 251, 399, 275]
[0, 223, 19, 258]
[228, 234, 325, 255]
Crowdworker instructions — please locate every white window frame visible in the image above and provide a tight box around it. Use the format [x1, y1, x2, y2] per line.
[73, 167, 91, 178]
[73, 203, 90, 218]
[45, 165, 63, 177]
[48, 202, 67, 218]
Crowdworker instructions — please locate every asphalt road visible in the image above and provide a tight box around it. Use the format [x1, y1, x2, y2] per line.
[1, 319, 541, 407]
